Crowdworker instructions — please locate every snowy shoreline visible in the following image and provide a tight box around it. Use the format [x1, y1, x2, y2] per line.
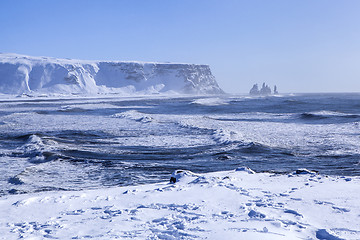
[0, 168, 359, 239]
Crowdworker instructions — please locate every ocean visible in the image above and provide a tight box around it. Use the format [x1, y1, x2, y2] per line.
[0, 93, 359, 196]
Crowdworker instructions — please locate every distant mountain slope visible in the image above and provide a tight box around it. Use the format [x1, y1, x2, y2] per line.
[0, 53, 224, 96]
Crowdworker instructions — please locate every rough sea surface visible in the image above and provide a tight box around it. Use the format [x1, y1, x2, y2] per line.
[0, 93, 359, 196]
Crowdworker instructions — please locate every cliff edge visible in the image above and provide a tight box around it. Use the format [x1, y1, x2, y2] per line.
[0, 53, 224, 96]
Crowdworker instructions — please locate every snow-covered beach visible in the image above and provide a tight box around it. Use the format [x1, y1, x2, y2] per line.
[1, 168, 359, 239]
[1, 54, 360, 239]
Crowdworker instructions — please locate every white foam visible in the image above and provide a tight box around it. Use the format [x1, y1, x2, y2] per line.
[192, 97, 229, 106]
[212, 128, 245, 144]
[112, 110, 154, 123]
[304, 110, 358, 117]
[176, 112, 360, 155]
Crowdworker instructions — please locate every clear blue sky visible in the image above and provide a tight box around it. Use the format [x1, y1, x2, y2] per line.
[1, 0, 360, 93]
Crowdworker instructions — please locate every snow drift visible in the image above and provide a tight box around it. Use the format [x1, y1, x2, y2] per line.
[0, 53, 224, 95]
[1, 168, 359, 239]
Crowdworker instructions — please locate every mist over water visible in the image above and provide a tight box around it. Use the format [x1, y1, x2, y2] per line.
[1, 93, 359, 196]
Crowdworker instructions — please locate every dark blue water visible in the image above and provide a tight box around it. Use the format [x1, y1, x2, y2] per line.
[0, 93, 359, 195]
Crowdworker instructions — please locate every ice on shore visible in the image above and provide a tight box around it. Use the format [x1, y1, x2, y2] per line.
[0, 168, 359, 239]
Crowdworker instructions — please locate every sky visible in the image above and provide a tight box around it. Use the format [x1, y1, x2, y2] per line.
[1, 0, 360, 93]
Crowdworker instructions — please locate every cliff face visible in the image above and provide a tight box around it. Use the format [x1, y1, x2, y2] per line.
[0, 54, 223, 95]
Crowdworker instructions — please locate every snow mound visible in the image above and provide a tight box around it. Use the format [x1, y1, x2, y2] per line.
[292, 168, 318, 175]
[0, 53, 224, 96]
[170, 170, 201, 183]
[235, 166, 256, 174]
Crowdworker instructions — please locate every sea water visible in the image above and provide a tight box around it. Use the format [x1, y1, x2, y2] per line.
[0, 93, 359, 196]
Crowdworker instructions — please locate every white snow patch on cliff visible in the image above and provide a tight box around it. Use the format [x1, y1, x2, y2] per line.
[0, 53, 223, 96]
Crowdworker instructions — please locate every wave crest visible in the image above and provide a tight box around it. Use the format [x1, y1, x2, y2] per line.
[299, 111, 360, 122]
[112, 110, 154, 123]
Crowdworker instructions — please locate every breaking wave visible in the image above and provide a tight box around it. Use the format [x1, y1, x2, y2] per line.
[1, 93, 360, 196]
[211, 129, 244, 144]
[112, 110, 154, 123]
[299, 111, 360, 123]
[17, 134, 59, 164]
[191, 98, 230, 106]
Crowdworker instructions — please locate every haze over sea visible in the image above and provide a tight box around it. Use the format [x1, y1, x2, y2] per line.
[1, 93, 359, 196]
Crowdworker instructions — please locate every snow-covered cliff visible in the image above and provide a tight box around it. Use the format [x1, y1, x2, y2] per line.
[0, 53, 224, 95]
